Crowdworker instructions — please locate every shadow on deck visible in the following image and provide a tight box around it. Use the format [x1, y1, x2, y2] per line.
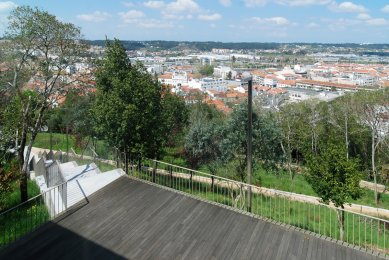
[0, 177, 384, 260]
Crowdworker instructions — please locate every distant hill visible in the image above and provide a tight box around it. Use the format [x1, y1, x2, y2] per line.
[86, 40, 389, 51]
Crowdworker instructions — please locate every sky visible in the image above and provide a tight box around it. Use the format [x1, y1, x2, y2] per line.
[0, 0, 388, 43]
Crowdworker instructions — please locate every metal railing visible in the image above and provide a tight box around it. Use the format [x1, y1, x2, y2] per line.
[0, 179, 87, 248]
[129, 159, 389, 257]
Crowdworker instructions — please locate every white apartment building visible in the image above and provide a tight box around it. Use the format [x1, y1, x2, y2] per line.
[264, 75, 278, 88]
[213, 66, 236, 79]
[158, 71, 189, 87]
[189, 77, 228, 92]
[251, 70, 267, 85]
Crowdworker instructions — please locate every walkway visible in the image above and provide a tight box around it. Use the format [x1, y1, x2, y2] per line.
[0, 177, 383, 259]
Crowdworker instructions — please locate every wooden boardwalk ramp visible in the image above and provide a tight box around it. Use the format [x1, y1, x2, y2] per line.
[0, 177, 384, 260]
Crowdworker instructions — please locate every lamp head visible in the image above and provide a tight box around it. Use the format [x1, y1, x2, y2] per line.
[242, 71, 252, 81]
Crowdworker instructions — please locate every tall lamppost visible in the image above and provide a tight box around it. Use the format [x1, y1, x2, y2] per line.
[242, 72, 253, 212]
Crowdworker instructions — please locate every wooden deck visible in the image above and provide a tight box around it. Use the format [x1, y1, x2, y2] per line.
[1, 177, 384, 259]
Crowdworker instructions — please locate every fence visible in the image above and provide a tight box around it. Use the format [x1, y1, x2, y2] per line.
[0, 179, 87, 248]
[129, 159, 389, 257]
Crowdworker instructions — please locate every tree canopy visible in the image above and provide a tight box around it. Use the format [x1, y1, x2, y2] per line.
[93, 39, 164, 167]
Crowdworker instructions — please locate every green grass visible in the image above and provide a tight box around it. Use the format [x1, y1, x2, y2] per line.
[131, 168, 389, 255]
[33, 133, 114, 160]
[32, 133, 78, 153]
[161, 147, 389, 211]
[254, 169, 316, 196]
[0, 180, 49, 247]
[162, 147, 188, 167]
[0, 180, 41, 212]
[0, 197, 49, 247]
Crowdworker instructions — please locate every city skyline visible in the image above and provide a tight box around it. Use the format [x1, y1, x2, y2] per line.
[0, 0, 388, 43]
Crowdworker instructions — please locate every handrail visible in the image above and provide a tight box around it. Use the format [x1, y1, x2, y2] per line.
[147, 158, 389, 223]
[132, 158, 389, 256]
[0, 180, 68, 217]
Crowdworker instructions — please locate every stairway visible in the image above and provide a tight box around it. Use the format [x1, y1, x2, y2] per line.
[31, 152, 125, 216]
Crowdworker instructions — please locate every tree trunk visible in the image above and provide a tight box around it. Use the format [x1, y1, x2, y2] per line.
[18, 126, 28, 202]
[345, 115, 349, 161]
[336, 206, 345, 241]
[116, 148, 119, 168]
[372, 133, 378, 205]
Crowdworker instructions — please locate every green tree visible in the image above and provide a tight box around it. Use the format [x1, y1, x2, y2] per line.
[93, 39, 163, 173]
[198, 64, 214, 77]
[231, 55, 236, 68]
[3, 6, 83, 201]
[161, 91, 189, 147]
[353, 90, 389, 205]
[185, 102, 224, 167]
[226, 71, 232, 80]
[306, 144, 362, 241]
[185, 122, 222, 168]
[221, 103, 283, 182]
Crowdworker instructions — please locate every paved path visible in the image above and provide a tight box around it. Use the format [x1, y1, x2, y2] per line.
[0, 177, 383, 260]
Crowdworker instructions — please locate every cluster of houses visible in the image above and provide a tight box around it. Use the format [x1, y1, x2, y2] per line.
[157, 62, 389, 112]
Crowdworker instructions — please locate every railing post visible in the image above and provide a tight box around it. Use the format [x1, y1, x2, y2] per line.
[124, 150, 129, 175]
[152, 160, 158, 183]
[169, 165, 173, 188]
[65, 182, 68, 210]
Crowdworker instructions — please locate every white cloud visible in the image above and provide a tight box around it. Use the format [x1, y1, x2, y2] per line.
[0, 1, 16, 12]
[252, 16, 290, 26]
[244, 0, 267, 7]
[366, 18, 389, 26]
[162, 0, 200, 19]
[356, 13, 370, 20]
[77, 11, 111, 22]
[329, 2, 368, 13]
[382, 5, 389, 13]
[276, 0, 331, 6]
[122, 2, 135, 7]
[166, 0, 199, 13]
[119, 10, 145, 23]
[219, 0, 232, 7]
[137, 19, 174, 28]
[306, 22, 319, 28]
[144, 1, 166, 9]
[198, 13, 222, 21]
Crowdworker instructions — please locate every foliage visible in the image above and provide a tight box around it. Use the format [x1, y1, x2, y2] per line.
[93, 39, 163, 160]
[198, 64, 214, 76]
[306, 144, 362, 208]
[0, 160, 19, 210]
[3, 5, 83, 201]
[160, 91, 189, 147]
[220, 103, 283, 181]
[184, 122, 223, 171]
[45, 90, 95, 149]
[184, 101, 225, 170]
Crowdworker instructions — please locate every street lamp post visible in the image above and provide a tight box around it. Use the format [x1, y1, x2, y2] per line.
[242, 72, 253, 213]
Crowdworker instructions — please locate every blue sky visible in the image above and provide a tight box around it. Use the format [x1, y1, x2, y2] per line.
[0, 0, 388, 43]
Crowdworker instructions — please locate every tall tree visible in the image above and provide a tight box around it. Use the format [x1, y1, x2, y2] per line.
[3, 6, 83, 201]
[354, 90, 389, 205]
[278, 103, 301, 179]
[93, 39, 163, 173]
[306, 144, 362, 241]
[220, 103, 283, 182]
